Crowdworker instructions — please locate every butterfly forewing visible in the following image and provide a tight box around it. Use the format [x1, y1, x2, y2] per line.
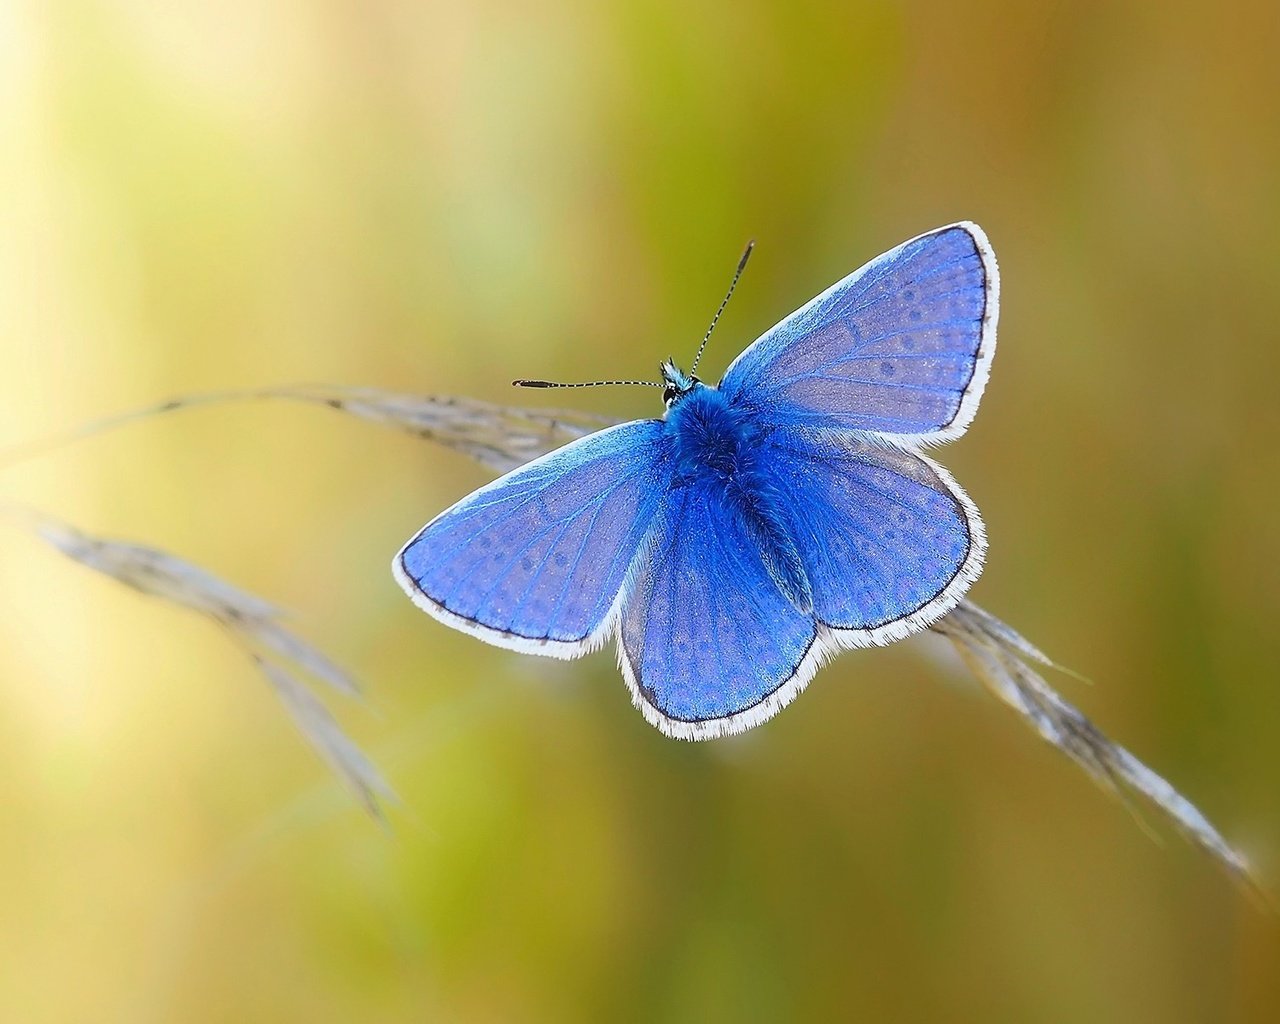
[395, 420, 669, 657]
[719, 222, 997, 445]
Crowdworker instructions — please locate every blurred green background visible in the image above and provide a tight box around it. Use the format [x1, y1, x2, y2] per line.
[2, 1, 1278, 1020]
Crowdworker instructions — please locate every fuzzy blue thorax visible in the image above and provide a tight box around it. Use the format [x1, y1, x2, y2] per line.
[662, 377, 814, 613]
[664, 382, 753, 481]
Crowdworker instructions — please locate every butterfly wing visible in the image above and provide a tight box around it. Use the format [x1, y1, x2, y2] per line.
[769, 428, 984, 644]
[395, 420, 670, 658]
[618, 479, 819, 739]
[719, 222, 998, 446]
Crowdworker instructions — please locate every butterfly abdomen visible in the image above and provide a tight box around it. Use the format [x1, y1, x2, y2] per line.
[665, 386, 814, 613]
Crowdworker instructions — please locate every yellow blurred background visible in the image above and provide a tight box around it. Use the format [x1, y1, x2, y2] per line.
[2, 1, 1279, 1020]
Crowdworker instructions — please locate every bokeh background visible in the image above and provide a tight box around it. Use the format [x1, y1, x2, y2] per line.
[2, 1, 1279, 1020]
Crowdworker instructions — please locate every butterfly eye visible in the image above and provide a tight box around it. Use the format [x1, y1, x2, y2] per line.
[662, 386, 678, 406]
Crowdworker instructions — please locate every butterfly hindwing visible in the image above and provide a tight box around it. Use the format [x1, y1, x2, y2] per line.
[618, 479, 819, 739]
[395, 420, 670, 657]
[719, 222, 998, 445]
[765, 428, 985, 643]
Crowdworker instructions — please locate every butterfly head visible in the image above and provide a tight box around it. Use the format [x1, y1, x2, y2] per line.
[660, 359, 702, 408]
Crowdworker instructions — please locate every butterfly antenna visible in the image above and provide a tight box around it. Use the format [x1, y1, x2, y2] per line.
[689, 239, 754, 375]
[512, 378, 661, 389]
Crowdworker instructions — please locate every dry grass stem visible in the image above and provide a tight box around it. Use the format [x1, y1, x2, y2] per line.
[934, 601, 1262, 898]
[12, 508, 391, 816]
[265, 384, 614, 473]
[0, 391, 1259, 891]
[251, 654, 392, 819]
[0, 384, 614, 477]
[390, 397, 1260, 895]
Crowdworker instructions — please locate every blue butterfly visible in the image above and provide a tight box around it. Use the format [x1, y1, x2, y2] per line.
[395, 223, 999, 739]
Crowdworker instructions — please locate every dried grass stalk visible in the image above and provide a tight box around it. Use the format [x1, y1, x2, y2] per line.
[375, 393, 1261, 894]
[15, 508, 391, 816]
[0, 384, 613, 477]
[934, 601, 1261, 898]
[252, 654, 391, 818]
[267, 384, 612, 474]
[0, 388, 1262, 893]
